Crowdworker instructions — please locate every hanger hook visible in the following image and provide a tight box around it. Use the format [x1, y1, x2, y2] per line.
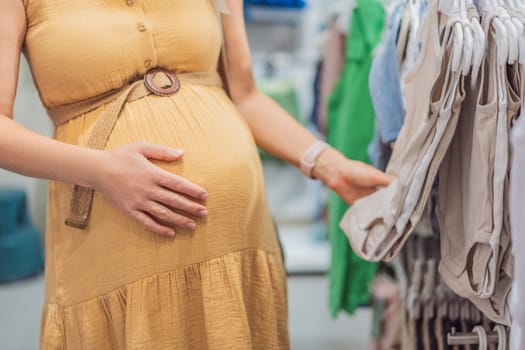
[494, 325, 507, 350]
[473, 326, 488, 350]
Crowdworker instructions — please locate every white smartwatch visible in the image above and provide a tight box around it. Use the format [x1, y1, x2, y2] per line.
[300, 140, 331, 179]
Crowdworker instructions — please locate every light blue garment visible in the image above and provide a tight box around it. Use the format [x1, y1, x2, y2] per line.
[368, 2, 429, 169]
[369, 3, 406, 147]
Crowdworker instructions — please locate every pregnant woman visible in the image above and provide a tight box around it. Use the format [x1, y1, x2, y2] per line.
[0, 0, 392, 348]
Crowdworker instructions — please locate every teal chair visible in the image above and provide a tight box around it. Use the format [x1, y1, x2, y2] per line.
[0, 189, 44, 282]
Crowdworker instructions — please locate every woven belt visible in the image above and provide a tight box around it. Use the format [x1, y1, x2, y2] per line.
[48, 68, 223, 229]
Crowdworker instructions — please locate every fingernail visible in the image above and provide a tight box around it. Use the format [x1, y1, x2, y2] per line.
[198, 209, 208, 217]
[186, 222, 196, 230]
[167, 230, 176, 237]
[173, 149, 184, 156]
[200, 193, 208, 201]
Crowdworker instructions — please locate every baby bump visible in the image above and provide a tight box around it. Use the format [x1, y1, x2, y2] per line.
[50, 86, 278, 304]
[105, 86, 273, 239]
[57, 85, 266, 210]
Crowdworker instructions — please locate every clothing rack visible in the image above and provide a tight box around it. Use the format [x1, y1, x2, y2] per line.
[447, 327, 500, 346]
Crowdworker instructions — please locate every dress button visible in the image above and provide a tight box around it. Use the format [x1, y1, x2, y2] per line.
[137, 23, 147, 32]
[144, 59, 153, 69]
[126, 0, 134, 5]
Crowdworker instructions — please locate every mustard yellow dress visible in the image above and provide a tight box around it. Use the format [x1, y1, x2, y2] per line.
[22, 1, 289, 349]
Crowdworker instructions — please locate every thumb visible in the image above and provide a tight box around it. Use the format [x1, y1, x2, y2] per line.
[362, 166, 395, 188]
[374, 172, 396, 187]
[135, 142, 184, 161]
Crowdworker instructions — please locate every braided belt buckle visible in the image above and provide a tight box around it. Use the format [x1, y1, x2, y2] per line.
[144, 68, 180, 96]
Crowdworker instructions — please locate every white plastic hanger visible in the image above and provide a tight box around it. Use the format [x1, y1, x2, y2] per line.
[460, 0, 475, 75]
[468, 0, 486, 82]
[491, 0, 518, 64]
[497, 5, 520, 63]
[472, 326, 488, 350]
[453, 23, 465, 72]
[484, 0, 507, 66]
[452, 0, 466, 72]
[492, 15, 509, 65]
[494, 325, 508, 350]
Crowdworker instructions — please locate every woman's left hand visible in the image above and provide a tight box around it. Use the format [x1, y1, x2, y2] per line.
[312, 147, 395, 205]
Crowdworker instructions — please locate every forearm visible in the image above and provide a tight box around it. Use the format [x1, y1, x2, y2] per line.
[235, 91, 318, 167]
[0, 114, 103, 188]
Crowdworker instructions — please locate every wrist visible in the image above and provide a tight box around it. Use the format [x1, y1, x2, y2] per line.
[311, 147, 345, 184]
[72, 148, 109, 190]
[300, 140, 331, 179]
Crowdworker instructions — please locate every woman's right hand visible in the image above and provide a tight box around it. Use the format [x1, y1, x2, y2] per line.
[0, 5, 202, 237]
[94, 141, 208, 237]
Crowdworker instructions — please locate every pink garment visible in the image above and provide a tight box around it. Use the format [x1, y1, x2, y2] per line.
[318, 21, 346, 134]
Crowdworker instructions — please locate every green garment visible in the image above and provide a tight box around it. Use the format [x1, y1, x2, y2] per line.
[257, 79, 301, 122]
[327, 0, 385, 317]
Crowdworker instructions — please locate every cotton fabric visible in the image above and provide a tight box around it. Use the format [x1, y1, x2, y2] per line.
[339, 0, 447, 262]
[22, 1, 289, 349]
[437, 7, 513, 325]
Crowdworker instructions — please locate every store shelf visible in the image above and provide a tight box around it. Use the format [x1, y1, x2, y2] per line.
[245, 5, 305, 25]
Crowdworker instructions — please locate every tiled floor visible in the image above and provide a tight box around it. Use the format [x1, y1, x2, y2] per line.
[0, 274, 371, 350]
[287, 276, 371, 350]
